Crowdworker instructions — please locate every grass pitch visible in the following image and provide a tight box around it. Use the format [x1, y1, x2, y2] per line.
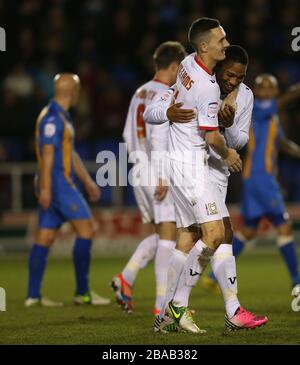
[0, 251, 299, 345]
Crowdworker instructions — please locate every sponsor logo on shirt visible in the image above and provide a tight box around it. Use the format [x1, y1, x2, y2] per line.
[207, 102, 218, 119]
[178, 64, 194, 91]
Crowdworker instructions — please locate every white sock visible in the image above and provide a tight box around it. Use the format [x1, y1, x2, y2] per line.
[159, 248, 187, 319]
[122, 233, 159, 286]
[210, 243, 240, 318]
[173, 239, 215, 307]
[154, 239, 176, 311]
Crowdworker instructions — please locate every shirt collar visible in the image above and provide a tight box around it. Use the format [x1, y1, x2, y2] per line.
[50, 99, 71, 120]
[194, 55, 214, 76]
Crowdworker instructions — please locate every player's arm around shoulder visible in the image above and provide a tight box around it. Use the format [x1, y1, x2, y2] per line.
[143, 88, 174, 125]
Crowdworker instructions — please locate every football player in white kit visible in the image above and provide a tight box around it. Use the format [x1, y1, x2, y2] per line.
[202, 45, 255, 292]
[111, 42, 187, 315]
[144, 20, 268, 333]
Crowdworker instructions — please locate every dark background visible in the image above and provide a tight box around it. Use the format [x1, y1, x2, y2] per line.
[0, 0, 300, 207]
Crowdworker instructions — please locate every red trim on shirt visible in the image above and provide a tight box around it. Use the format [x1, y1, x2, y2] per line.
[198, 126, 219, 131]
[194, 56, 213, 76]
[153, 78, 169, 86]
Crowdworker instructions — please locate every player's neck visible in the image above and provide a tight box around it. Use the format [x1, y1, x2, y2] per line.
[195, 54, 216, 75]
[54, 97, 71, 111]
[153, 71, 172, 86]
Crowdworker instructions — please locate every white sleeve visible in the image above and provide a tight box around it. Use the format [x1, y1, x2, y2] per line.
[147, 99, 170, 177]
[143, 88, 174, 125]
[197, 84, 220, 131]
[225, 91, 253, 150]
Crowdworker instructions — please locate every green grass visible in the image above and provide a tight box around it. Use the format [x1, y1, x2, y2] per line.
[0, 251, 299, 345]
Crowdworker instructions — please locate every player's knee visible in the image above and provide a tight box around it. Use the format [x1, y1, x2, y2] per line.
[78, 227, 94, 240]
[157, 222, 176, 241]
[176, 234, 194, 253]
[176, 240, 194, 253]
[278, 222, 292, 236]
[209, 231, 225, 249]
[36, 231, 56, 247]
[73, 220, 94, 239]
[202, 223, 225, 249]
[176, 227, 198, 253]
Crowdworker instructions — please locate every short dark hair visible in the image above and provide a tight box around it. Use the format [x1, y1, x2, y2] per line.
[224, 45, 249, 65]
[188, 17, 220, 51]
[153, 41, 187, 70]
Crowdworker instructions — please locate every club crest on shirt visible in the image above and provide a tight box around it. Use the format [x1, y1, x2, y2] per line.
[205, 202, 218, 215]
[44, 123, 56, 137]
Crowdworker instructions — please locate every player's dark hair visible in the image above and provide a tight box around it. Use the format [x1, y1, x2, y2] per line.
[153, 41, 187, 70]
[188, 17, 220, 51]
[224, 45, 249, 66]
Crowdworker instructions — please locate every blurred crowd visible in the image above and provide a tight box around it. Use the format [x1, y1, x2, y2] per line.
[0, 0, 300, 205]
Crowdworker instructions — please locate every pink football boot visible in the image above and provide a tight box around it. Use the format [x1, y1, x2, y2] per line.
[225, 306, 268, 331]
[110, 273, 133, 314]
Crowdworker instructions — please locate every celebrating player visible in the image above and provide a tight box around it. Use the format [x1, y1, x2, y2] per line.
[206, 74, 300, 293]
[144, 19, 268, 333]
[111, 42, 187, 314]
[25, 73, 110, 307]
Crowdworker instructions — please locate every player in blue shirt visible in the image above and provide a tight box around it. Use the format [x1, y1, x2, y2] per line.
[207, 74, 300, 292]
[25, 73, 110, 307]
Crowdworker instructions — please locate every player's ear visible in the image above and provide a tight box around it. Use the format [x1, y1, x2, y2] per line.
[198, 41, 208, 53]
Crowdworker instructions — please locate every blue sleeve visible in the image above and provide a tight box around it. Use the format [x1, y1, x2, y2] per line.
[39, 114, 61, 148]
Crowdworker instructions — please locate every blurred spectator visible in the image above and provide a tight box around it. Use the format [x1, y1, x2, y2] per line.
[4, 64, 34, 98]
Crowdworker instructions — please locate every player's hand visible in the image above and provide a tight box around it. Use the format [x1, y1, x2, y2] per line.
[38, 189, 52, 210]
[154, 178, 168, 201]
[85, 179, 101, 202]
[223, 148, 242, 173]
[166, 103, 196, 123]
[222, 87, 239, 109]
[218, 104, 236, 127]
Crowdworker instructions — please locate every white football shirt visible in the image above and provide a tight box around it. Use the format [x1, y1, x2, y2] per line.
[123, 79, 170, 159]
[167, 53, 221, 162]
[209, 83, 254, 185]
